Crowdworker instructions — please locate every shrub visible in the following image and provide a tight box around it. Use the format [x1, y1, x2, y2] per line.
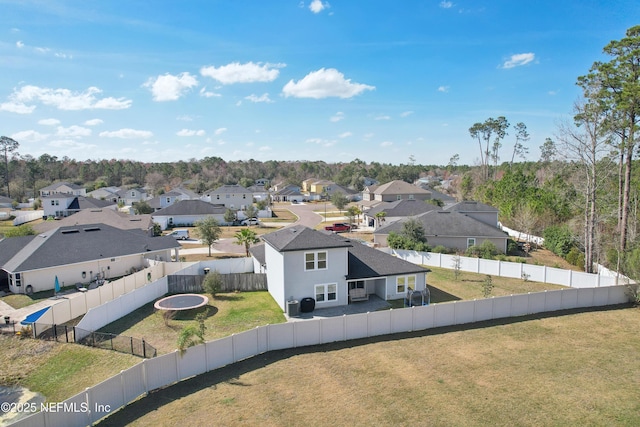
[431, 245, 450, 254]
[543, 225, 574, 257]
[202, 270, 223, 297]
[465, 241, 499, 259]
[507, 239, 519, 255]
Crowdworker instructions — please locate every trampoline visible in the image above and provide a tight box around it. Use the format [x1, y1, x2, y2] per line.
[154, 294, 209, 311]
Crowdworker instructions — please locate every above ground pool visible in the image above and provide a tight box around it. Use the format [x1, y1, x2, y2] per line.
[154, 294, 209, 311]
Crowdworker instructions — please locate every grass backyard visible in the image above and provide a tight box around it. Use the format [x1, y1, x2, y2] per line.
[0, 334, 138, 403]
[102, 306, 640, 426]
[97, 291, 286, 354]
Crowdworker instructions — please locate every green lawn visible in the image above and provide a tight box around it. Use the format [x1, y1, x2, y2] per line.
[98, 291, 286, 354]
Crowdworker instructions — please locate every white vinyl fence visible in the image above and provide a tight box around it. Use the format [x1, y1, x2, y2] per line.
[32, 264, 166, 332]
[392, 250, 619, 288]
[72, 258, 254, 340]
[12, 210, 44, 225]
[13, 285, 630, 427]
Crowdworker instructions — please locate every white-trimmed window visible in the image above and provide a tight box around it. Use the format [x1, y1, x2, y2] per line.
[396, 275, 416, 293]
[315, 283, 337, 303]
[467, 238, 476, 248]
[408, 194, 415, 200]
[305, 251, 327, 271]
[396, 195, 402, 200]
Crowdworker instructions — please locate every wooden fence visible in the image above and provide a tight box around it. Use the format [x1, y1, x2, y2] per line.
[168, 273, 268, 293]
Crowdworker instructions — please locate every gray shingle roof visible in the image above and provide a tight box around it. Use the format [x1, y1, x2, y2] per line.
[255, 226, 429, 279]
[374, 180, 431, 196]
[0, 223, 180, 272]
[33, 209, 153, 234]
[376, 210, 507, 238]
[366, 199, 441, 217]
[261, 225, 352, 252]
[208, 184, 252, 195]
[444, 200, 498, 213]
[40, 182, 84, 191]
[153, 200, 227, 216]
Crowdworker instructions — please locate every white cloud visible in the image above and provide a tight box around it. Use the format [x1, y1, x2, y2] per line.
[309, 0, 329, 13]
[438, 85, 450, 93]
[330, 112, 345, 122]
[363, 132, 374, 139]
[200, 62, 284, 84]
[548, 90, 558, 96]
[0, 101, 36, 114]
[10, 130, 48, 142]
[245, 93, 274, 103]
[16, 41, 24, 48]
[306, 138, 337, 147]
[215, 127, 227, 135]
[144, 72, 198, 101]
[176, 129, 206, 136]
[56, 125, 91, 138]
[177, 115, 196, 122]
[38, 118, 60, 126]
[49, 139, 96, 150]
[502, 53, 535, 69]
[35, 47, 50, 54]
[439, 1, 454, 8]
[380, 141, 393, 147]
[84, 119, 103, 126]
[400, 111, 414, 117]
[259, 146, 272, 152]
[338, 132, 352, 138]
[375, 115, 391, 121]
[3, 85, 132, 111]
[99, 129, 153, 139]
[282, 68, 375, 99]
[199, 87, 221, 98]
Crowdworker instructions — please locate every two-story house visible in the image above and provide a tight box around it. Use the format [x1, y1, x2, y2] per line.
[362, 180, 431, 202]
[253, 225, 430, 311]
[200, 184, 253, 210]
[39, 182, 87, 197]
[41, 195, 116, 220]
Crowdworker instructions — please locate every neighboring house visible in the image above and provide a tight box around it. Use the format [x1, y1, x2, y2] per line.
[323, 183, 360, 201]
[145, 190, 186, 212]
[116, 188, 150, 206]
[255, 178, 269, 187]
[444, 200, 499, 228]
[39, 182, 86, 197]
[87, 186, 121, 203]
[271, 185, 305, 203]
[363, 180, 431, 202]
[41, 195, 117, 220]
[301, 179, 338, 201]
[246, 184, 269, 202]
[0, 195, 13, 208]
[0, 224, 180, 294]
[363, 199, 442, 229]
[427, 188, 457, 207]
[33, 208, 155, 236]
[373, 210, 509, 253]
[201, 184, 253, 210]
[252, 225, 430, 311]
[171, 186, 200, 200]
[152, 199, 227, 230]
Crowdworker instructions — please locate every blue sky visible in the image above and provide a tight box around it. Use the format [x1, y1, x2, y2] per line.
[1, 1, 638, 166]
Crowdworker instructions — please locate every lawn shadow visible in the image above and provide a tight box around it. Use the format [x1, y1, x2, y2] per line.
[173, 305, 219, 320]
[212, 294, 243, 302]
[427, 285, 461, 303]
[100, 303, 631, 426]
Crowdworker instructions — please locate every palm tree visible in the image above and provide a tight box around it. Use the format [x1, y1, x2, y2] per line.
[234, 228, 260, 257]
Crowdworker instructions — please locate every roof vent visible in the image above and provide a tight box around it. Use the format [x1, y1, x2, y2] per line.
[83, 227, 100, 232]
[61, 229, 79, 234]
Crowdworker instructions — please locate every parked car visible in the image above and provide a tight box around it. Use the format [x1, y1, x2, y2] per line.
[241, 218, 260, 226]
[324, 223, 355, 233]
[167, 229, 190, 240]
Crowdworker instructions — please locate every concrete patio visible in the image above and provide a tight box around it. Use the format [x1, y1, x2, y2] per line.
[286, 295, 392, 322]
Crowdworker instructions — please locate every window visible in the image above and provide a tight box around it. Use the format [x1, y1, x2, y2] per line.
[408, 194, 415, 200]
[216, 195, 220, 200]
[315, 283, 337, 303]
[396, 195, 402, 200]
[132, 191, 136, 197]
[166, 197, 171, 204]
[396, 275, 416, 293]
[243, 194, 246, 199]
[467, 238, 476, 248]
[305, 251, 327, 270]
